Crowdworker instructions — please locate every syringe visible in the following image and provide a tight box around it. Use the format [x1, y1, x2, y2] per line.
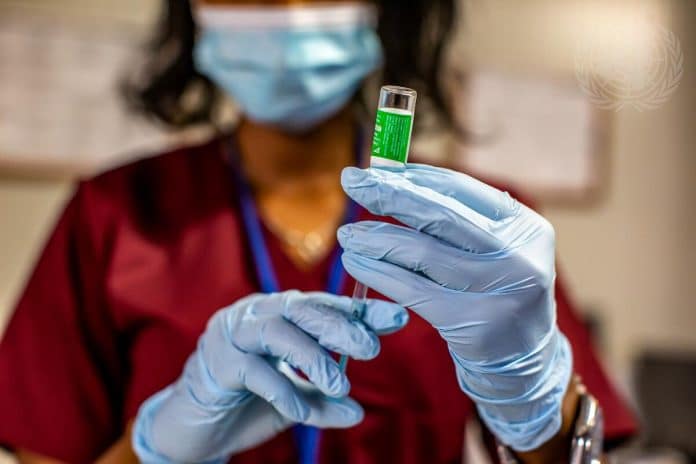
[339, 85, 417, 372]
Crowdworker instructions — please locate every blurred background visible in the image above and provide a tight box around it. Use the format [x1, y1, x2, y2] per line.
[0, 0, 694, 462]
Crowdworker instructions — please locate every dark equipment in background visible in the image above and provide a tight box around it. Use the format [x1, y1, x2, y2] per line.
[635, 352, 696, 463]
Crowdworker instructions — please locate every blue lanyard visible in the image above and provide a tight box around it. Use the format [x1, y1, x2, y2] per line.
[228, 129, 363, 464]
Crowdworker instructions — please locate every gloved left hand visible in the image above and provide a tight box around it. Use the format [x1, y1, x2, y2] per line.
[132, 291, 407, 463]
[338, 164, 572, 452]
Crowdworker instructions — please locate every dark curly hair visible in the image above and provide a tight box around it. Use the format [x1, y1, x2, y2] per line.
[124, 0, 459, 131]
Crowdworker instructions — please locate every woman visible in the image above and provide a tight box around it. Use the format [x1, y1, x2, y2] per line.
[0, 0, 636, 463]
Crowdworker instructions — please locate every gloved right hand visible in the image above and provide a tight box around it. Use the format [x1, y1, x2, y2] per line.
[338, 165, 571, 452]
[132, 290, 408, 463]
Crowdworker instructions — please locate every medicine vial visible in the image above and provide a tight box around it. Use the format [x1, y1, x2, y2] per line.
[369, 85, 417, 169]
[338, 85, 418, 374]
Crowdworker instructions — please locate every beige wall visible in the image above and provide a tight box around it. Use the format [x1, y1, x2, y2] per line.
[458, 0, 696, 379]
[0, 0, 152, 332]
[0, 180, 71, 334]
[1, 0, 695, 385]
[0, 0, 158, 25]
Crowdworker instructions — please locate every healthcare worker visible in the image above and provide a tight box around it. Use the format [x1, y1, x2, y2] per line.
[0, 0, 637, 463]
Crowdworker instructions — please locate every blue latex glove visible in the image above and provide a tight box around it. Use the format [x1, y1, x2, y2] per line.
[338, 164, 572, 452]
[132, 290, 408, 463]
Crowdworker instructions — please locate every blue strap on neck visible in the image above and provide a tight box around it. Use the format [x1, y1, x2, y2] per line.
[227, 127, 364, 464]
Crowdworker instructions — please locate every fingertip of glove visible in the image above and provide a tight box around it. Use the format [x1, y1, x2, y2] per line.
[339, 250, 361, 270]
[363, 339, 381, 360]
[393, 307, 409, 328]
[353, 335, 382, 361]
[386, 302, 409, 324]
[301, 396, 364, 429]
[337, 225, 352, 247]
[341, 167, 367, 187]
[338, 222, 381, 250]
[345, 399, 365, 425]
[364, 301, 409, 335]
[329, 397, 365, 427]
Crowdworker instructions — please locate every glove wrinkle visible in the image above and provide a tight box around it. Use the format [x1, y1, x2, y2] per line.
[340, 165, 572, 452]
[133, 291, 406, 462]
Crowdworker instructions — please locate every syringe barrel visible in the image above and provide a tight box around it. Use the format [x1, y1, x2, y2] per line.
[370, 85, 417, 169]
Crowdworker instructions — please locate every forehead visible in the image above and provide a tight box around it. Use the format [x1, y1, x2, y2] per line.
[198, 0, 361, 5]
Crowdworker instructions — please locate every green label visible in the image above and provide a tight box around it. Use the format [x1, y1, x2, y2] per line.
[371, 109, 413, 163]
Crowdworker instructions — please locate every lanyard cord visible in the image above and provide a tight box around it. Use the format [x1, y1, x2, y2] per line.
[226, 127, 364, 464]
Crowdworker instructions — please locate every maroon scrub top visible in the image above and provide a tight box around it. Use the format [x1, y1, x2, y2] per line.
[0, 135, 637, 463]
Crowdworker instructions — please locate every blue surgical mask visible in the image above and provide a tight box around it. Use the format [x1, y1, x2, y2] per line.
[194, 3, 383, 132]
